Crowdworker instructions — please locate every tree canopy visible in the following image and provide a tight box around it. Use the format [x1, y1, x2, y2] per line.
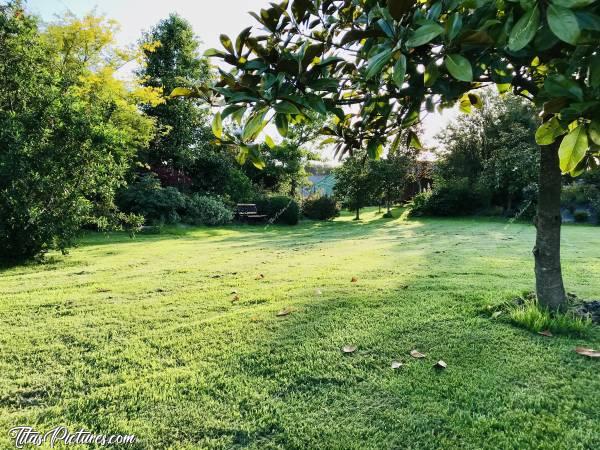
[0, 4, 160, 259]
[177, 0, 598, 175]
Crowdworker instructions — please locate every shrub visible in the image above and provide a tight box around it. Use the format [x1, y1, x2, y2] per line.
[409, 178, 485, 217]
[184, 195, 233, 226]
[302, 196, 340, 221]
[117, 174, 187, 225]
[408, 190, 432, 217]
[256, 196, 300, 225]
[561, 184, 588, 209]
[573, 210, 590, 223]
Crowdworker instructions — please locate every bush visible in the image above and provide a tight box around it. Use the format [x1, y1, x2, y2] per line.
[255, 196, 300, 225]
[561, 184, 588, 209]
[409, 178, 485, 217]
[184, 195, 233, 226]
[117, 174, 187, 225]
[302, 195, 340, 221]
[573, 210, 590, 223]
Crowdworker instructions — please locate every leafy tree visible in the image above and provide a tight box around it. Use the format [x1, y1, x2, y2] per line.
[178, 0, 600, 310]
[243, 114, 323, 196]
[334, 155, 377, 220]
[371, 150, 417, 215]
[0, 5, 159, 259]
[436, 91, 540, 212]
[138, 14, 212, 171]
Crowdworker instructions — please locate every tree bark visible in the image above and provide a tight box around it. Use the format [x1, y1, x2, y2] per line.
[355, 208, 360, 220]
[534, 142, 567, 311]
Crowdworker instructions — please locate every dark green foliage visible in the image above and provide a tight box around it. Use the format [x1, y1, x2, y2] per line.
[410, 178, 486, 217]
[573, 210, 590, 223]
[138, 14, 211, 170]
[0, 6, 154, 260]
[302, 196, 340, 221]
[255, 196, 300, 225]
[414, 92, 541, 218]
[117, 174, 233, 226]
[184, 195, 233, 226]
[117, 174, 187, 225]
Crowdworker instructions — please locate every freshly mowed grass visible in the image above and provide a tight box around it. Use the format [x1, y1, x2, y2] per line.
[0, 209, 599, 449]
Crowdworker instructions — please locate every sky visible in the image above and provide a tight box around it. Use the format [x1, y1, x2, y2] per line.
[25, 0, 456, 151]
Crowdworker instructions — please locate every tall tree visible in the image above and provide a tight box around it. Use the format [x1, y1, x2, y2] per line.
[138, 14, 211, 171]
[437, 92, 540, 212]
[0, 5, 159, 259]
[176, 0, 600, 310]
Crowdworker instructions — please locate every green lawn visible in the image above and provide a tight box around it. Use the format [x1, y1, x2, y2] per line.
[1, 209, 599, 449]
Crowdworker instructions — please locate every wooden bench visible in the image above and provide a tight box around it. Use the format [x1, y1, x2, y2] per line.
[236, 204, 267, 222]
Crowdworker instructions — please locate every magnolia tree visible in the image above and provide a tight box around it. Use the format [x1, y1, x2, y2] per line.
[175, 0, 599, 310]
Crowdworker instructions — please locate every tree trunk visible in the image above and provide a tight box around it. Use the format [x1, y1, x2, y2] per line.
[534, 142, 567, 311]
[355, 208, 360, 220]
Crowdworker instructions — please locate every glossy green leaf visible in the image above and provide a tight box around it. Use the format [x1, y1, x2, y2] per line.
[265, 135, 276, 149]
[508, 5, 541, 51]
[242, 110, 267, 142]
[307, 78, 339, 91]
[393, 54, 407, 88]
[306, 94, 328, 115]
[249, 146, 266, 170]
[424, 61, 439, 87]
[212, 112, 223, 139]
[445, 54, 473, 82]
[547, 4, 580, 45]
[367, 140, 384, 159]
[236, 146, 249, 165]
[220, 34, 235, 55]
[405, 23, 444, 47]
[407, 131, 423, 149]
[169, 87, 194, 98]
[559, 125, 589, 174]
[446, 13, 463, 41]
[366, 49, 393, 79]
[535, 117, 567, 145]
[274, 101, 302, 115]
[275, 113, 289, 137]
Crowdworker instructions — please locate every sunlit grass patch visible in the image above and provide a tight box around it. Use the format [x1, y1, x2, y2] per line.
[508, 299, 593, 336]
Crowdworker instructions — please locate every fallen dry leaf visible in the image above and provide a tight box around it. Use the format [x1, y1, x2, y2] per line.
[315, 289, 323, 296]
[351, 277, 358, 283]
[255, 274, 265, 280]
[410, 350, 426, 359]
[276, 308, 292, 317]
[391, 361, 403, 370]
[575, 347, 600, 358]
[538, 330, 553, 337]
[342, 345, 357, 354]
[231, 295, 240, 303]
[491, 311, 503, 319]
[434, 360, 448, 369]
